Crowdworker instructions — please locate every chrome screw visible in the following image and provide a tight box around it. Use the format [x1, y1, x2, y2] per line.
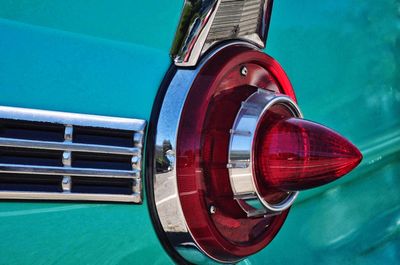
[240, 66, 248, 76]
[62, 176, 71, 192]
[210, 205, 216, 214]
[62, 177, 70, 184]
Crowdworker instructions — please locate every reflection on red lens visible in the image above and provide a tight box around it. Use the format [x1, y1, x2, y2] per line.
[256, 118, 362, 191]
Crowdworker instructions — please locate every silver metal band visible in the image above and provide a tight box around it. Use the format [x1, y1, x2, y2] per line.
[228, 89, 303, 216]
[171, 0, 273, 67]
[152, 41, 259, 264]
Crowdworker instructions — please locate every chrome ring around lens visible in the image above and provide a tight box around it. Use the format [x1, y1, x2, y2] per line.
[227, 89, 303, 216]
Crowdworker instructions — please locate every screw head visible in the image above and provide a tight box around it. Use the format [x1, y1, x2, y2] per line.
[62, 176, 71, 184]
[210, 205, 216, 214]
[240, 66, 248, 76]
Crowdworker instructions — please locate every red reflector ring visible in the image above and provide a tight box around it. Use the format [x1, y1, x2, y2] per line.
[175, 44, 298, 262]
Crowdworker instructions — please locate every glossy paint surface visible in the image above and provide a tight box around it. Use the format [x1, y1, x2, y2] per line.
[0, 1, 181, 264]
[0, 0, 399, 264]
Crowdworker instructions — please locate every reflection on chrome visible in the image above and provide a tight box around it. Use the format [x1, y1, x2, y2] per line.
[228, 89, 302, 216]
[171, 0, 273, 67]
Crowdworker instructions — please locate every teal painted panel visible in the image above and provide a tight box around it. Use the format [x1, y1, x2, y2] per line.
[0, 0, 182, 51]
[242, 0, 400, 264]
[0, 1, 183, 264]
[0, 18, 165, 119]
[0, 203, 170, 264]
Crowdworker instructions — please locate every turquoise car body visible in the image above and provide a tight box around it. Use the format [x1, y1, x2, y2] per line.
[0, 0, 399, 264]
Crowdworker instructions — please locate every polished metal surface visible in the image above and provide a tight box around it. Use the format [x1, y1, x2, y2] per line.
[0, 191, 141, 202]
[152, 63, 203, 263]
[0, 138, 140, 155]
[228, 90, 302, 216]
[170, 0, 220, 67]
[0, 106, 145, 131]
[0, 106, 146, 203]
[153, 41, 258, 264]
[0, 164, 139, 178]
[171, 0, 273, 67]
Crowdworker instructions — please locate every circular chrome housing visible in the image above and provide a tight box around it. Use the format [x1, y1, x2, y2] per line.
[148, 42, 301, 264]
[228, 90, 302, 217]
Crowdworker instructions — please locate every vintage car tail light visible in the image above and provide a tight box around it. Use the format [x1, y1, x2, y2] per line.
[149, 42, 362, 264]
[255, 117, 363, 192]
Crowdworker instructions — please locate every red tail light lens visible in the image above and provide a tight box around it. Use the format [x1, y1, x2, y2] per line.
[152, 43, 363, 264]
[176, 46, 295, 262]
[255, 118, 363, 191]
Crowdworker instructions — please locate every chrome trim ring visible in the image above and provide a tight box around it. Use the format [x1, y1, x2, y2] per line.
[228, 89, 303, 216]
[151, 41, 259, 264]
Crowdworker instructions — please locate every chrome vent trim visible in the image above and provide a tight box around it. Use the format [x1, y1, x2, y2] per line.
[0, 106, 146, 203]
[207, 0, 263, 41]
[171, 0, 273, 67]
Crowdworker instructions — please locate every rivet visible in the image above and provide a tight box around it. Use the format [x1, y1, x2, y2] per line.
[210, 205, 216, 214]
[62, 151, 72, 167]
[62, 176, 72, 192]
[64, 125, 73, 142]
[133, 133, 143, 147]
[62, 177, 70, 184]
[240, 66, 248, 76]
[131, 156, 141, 170]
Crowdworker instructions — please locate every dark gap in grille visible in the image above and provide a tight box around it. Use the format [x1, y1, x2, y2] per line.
[72, 177, 133, 195]
[0, 173, 62, 192]
[73, 126, 134, 147]
[71, 152, 132, 170]
[0, 119, 65, 142]
[0, 147, 63, 166]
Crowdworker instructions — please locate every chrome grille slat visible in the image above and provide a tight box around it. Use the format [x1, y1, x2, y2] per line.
[0, 191, 141, 203]
[0, 138, 139, 155]
[0, 106, 145, 131]
[207, 0, 263, 41]
[210, 16, 257, 28]
[0, 164, 139, 178]
[0, 106, 146, 203]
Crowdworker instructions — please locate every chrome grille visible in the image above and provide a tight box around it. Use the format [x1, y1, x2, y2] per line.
[0, 106, 146, 203]
[207, 0, 263, 41]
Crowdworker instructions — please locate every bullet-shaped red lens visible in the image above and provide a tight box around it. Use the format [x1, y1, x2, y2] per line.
[255, 117, 363, 191]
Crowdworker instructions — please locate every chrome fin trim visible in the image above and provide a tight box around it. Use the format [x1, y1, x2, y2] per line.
[171, 0, 273, 67]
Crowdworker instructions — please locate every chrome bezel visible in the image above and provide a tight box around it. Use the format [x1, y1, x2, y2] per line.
[228, 90, 303, 216]
[151, 42, 259, 264]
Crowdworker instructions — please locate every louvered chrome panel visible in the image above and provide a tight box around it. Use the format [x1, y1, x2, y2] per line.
[171, 0, 273, 67]
[0, 106, 146, 203]
[207, 0, 262, 41]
